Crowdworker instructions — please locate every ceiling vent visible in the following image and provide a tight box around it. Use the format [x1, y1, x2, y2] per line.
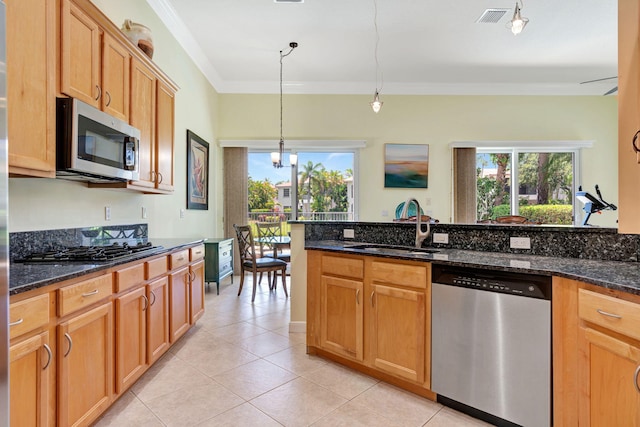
[274, 0, 304, 3]
[476, 8, 509, 23]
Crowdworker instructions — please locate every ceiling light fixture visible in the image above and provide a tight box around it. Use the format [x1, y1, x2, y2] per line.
[370, 0, 383, 113]
[272, 41, 298, 168]
[507, 1, 529, 35]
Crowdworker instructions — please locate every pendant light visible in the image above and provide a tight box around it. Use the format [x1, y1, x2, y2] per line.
[507, 1, 529, 35]
[370, 0, 383, 113]
[272, 42, 298, 168]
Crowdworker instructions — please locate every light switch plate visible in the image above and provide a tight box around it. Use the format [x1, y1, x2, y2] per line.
[510, 237, 531, 249]
[105, 206, 111, 221]
[433, 233, 449, 244]
[343, 229, 355, 239]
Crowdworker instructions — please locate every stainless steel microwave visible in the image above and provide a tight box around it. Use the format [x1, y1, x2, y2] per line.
[56, 98, 140, 182]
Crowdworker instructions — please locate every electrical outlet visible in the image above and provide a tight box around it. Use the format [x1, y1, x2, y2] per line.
[343, 229, 355, 239]
[510, 237, 531, 249]
[142, 207, 147, 219]
[381, 210, 389, 217]
[105, 206, 111, 221]
[180, 208, 185, 219]
[433, 233, 449, 244]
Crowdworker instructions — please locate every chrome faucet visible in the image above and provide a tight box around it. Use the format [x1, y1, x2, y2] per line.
[400, 198, 431, 248]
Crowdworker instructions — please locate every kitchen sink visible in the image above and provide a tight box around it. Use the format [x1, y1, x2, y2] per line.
[345, 244, 439, 255]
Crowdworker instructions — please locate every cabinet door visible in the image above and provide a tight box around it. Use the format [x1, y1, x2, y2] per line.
[579, 327, 640, 427]
[58, 302, 113, 427]
[320, 275, 364, 361]
[169, 266, 191, 342]
[130, 58, 157, 188]
[10, 332, 51, 427]
[156, 80, 175, 191]
[147, 276, 170, 364]
[190, 260, 205, 323]
[61, 0, 101, 107]
[102, 32, 130, 122]
[370, 284, 426, 384]
[6, 0, 56, 177]
[115, 286, 147, 394]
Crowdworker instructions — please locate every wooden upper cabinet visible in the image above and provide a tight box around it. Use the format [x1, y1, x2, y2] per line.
[618, 0, 640, 234]
[101, 33, 131, 121]
[130, 59, 157, 189]
[6, 0, 56, 177]
[61, 0, 101, 107]
[156, 81, 176, 192]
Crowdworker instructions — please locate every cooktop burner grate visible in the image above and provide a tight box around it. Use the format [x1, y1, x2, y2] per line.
[19, 242, 161, 263]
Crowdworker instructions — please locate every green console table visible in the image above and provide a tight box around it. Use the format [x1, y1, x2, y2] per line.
[204, 237, 234, 294]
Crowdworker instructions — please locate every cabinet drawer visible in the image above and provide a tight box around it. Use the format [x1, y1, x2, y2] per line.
[371, 261, 428, 289]
[170, 249, 190, 269]
[190, 244, 205, 261]
[114, 263, 145, 292]
[219, 243, 233, 259]
[58, 274, 113, 317]
[219, 259, 233, 276]
[9, 293, 50, 339]
[579, 289, 640, 341]
[322, 255, 364, 279]
[146, 256, 168, 280]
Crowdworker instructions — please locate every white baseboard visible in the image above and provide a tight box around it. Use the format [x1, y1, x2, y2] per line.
[288, 321, 306, 333]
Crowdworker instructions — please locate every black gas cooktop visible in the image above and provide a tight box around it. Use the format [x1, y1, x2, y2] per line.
[18, 242, 162, 263]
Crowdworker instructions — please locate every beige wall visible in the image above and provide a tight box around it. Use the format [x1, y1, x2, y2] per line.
[219, 94, 618, 227]
[8, 0, 223, 239]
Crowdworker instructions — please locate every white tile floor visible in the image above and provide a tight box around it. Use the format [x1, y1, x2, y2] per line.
[95, 275, 490, 427]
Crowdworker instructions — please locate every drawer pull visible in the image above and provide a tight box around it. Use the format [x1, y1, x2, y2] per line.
[222, 251, 228, 257]
[194, 250, 202, 255]
[9, 318, 24, 327]
[150, 290, 157, 306]
[634, 365, 640, 394]
[64, 333, 73, 357]
[82, 289, 99, 297]
[43, 344, 52, 370]
[177, 256, 185, 261]
[596, 309, 622, 319]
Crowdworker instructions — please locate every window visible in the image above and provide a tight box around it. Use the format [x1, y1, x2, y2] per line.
[283, 188, 290, 198]
[453, 141, 590, 225]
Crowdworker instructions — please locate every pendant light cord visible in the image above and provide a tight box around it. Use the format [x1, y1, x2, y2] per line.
[280, 44, 297, 144]
[373, 0, 383, 93]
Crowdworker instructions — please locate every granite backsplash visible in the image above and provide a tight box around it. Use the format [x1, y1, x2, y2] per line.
[10, 223, 148, 261]
[300, 221, 640, 263]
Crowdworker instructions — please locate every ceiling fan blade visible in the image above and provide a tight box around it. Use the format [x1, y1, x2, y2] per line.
[580, 76, 618, 84]
[603, 86, 618, 96]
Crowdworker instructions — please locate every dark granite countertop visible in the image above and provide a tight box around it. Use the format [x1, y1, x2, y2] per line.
[306, 240, 640, 296]
[9, 237, 205, 295]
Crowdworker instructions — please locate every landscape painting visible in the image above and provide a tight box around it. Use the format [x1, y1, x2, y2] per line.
[384, 143, 429, 188]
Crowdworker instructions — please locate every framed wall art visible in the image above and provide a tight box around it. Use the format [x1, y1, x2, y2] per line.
[186, 130, 209, 210]
[384, 143, 429, 188]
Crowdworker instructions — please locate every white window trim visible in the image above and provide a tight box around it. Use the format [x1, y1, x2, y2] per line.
[451, 140, 593, 225]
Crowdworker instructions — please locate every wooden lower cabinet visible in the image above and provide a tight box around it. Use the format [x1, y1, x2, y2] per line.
[169, 266, 191, 342]
[308, 250, 431, 392]
[10, 331, 51, 427]
[320, 275, 364, 361]
[147, 276, 170, 364]
[369, 283, 426, 384]
[190, 259, 205, 324]
[115, 286, 147, 394]
[58, 302, 114, 427]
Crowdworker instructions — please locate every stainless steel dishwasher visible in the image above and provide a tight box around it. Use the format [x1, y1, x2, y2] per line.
[431, 265, 551, 427]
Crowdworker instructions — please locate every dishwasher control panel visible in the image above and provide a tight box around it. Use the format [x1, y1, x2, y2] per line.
[432, 265, 552, 300]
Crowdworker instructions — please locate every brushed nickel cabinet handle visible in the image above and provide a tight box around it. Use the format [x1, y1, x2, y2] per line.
[189, 271, 196, 282]
[633, 130, 640, 153]
[43, 344, 52, 370]
[596, 309, 622, 319]
[635, 365, 640, 394]
[142, 295, 149, 311]
[82, 289, 99, 297]
[150, 171, 157, 182]
[9, 318, 23, 327]
[370, 291, 375, 307]
[64, 333, 73, 357]
[105, 91, 111, 106]
[150, 290, 157, 306]
[356, 289, 360, 305]
[95, 85, 101, 100]
[157, 172, 163, 184]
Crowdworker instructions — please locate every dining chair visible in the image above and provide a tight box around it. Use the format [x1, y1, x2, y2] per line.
[256, 221, 291, 262]
[233, 224, 288, 302]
